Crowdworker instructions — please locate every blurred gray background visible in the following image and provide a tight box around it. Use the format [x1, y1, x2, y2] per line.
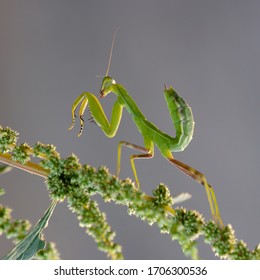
[1, 0, 260, 259]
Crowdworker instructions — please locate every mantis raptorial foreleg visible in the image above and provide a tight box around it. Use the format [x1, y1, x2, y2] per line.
[117, 141, 154, 189]
[69, 92, 123, 138]
[69, 93, 86, 132]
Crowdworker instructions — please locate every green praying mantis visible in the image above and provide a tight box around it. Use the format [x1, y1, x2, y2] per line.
[69, 32, 223, 227]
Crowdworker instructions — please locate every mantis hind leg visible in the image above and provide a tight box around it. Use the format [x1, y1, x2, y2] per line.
[117, 141, 154, 189]
[167, 156, 223, 226]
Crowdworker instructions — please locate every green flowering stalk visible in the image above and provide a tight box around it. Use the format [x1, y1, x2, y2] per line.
[0, 125, 260, 260]
[0, 189, 30, 242]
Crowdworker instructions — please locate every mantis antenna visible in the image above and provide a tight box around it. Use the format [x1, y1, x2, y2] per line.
[105, 27, 119, 77]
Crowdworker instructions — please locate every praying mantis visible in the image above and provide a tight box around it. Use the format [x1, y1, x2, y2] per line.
[68, 32, 223, 227]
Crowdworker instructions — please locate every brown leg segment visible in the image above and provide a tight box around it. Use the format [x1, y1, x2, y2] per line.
[117, 141, 154, 189]
[167, 156, 223, 226]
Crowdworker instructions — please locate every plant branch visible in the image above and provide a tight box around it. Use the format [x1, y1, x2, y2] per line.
[1, 125, 260, 260]
[0, 153, 48, 178]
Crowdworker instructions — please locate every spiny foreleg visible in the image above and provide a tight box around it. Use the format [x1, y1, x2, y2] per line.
[68, 93, 87, 134]
[69, 92, 124, 138]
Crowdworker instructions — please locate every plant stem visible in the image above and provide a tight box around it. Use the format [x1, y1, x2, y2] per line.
[0, 153, 48, 178]
[0, 152, 177, 217]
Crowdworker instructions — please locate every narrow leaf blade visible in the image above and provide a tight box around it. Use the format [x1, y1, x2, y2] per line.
[3, 200, 57, 260]
[0, 165, 12, 175]
[172, 193, 192, 205]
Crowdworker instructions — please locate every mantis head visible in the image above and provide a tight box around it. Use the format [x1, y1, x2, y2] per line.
[100, 29, 119, 98]
[99, 76, 116, 98]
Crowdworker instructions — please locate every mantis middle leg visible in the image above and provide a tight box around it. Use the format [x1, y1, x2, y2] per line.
[117, 140, 154, 189]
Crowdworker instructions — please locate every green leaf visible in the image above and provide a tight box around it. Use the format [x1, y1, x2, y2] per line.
[3, 200, 57, 260]
[0, 165, 12, 175]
